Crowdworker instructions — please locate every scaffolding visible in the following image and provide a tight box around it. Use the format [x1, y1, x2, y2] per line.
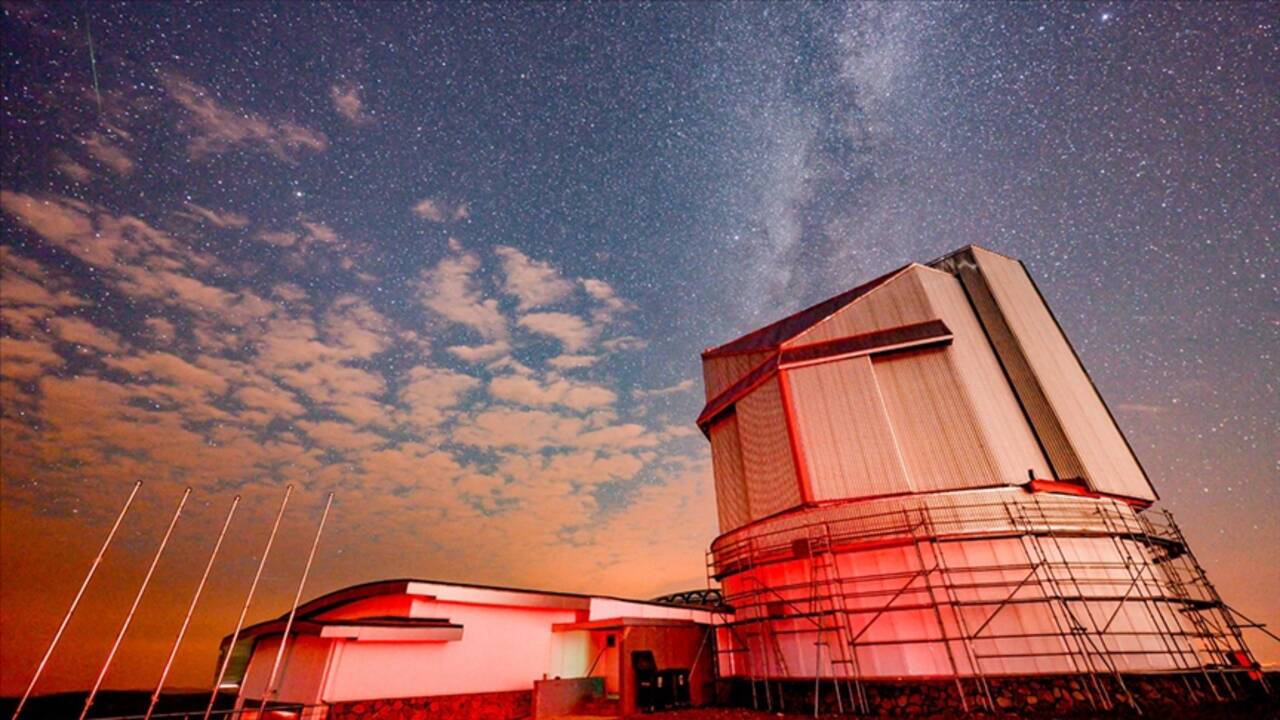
[706, 491, 1266, 715]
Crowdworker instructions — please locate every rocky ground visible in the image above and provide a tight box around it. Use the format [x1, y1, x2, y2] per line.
[623, 698, 1280, 719]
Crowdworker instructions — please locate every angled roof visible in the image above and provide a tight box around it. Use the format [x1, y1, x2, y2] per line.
[701, 264, 910, 358]
[222, 576, 709, 647]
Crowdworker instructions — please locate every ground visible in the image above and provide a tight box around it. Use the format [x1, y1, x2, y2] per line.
[618, 695, 1280, 720]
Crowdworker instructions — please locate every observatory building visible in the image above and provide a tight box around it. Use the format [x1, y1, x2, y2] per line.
[699, 245, 1259, 711]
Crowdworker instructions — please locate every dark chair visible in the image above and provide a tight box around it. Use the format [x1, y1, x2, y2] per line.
[658, 668, 690, 706]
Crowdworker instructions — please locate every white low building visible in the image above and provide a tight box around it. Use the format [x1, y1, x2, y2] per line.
[221, 579, 717, 717]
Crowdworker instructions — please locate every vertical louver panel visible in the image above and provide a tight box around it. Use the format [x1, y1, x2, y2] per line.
[786, 267, 933, 347]
[969, 247, 1155, 501]
[702, 351, 772, 401]
[914, 266, 1053, 484]
[736, 376, 803, 520]
[785, 357, 912, 500]
[709, 413, 750, 532]
[873, 347, 1002, 492]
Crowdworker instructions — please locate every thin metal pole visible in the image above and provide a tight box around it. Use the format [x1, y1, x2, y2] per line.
[81, 487, 191, 720]
[257, 492, 333, 714]
[143, 495, 240, 720]
[11, 481, 142, 720]
[203, 485, 292, 720]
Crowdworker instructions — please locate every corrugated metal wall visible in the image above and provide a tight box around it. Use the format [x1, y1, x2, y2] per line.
[873, 348, 1002, 492]
[914, 266, 1053, 484]
[736, 376, 803, 520]
[701, 351, 772, 400]
[709, 414, 750, 532]
[785, 357, 912, 500]
[786, 267, 931, 346]
[970, 247, 1154, 501]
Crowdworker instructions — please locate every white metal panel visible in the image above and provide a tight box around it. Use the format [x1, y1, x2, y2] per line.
[784, 357, 912, 500]
[701, 351, 771, 401]
[736, 376, 803, 520]
[872, 348, 1002, 493]
[971, 247, 1154, 500]
[913, 265, 1053, 484]
[786, 266, 933, 346]
[709, 414, 750, 532]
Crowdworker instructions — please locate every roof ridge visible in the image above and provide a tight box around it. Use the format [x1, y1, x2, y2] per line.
[702, 263, 912, 358]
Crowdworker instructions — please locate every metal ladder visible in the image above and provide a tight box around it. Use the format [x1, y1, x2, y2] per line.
[806, 523, 861, 715]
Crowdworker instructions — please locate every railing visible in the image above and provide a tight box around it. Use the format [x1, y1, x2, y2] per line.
[709, 490, 1169, 578]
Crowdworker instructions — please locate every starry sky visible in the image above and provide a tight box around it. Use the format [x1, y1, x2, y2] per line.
[1, 0, 1276, 695]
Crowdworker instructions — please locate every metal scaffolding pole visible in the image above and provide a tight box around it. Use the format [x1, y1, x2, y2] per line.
[203, 485, 292, 720]
[81, 487, 191, 720]
[143, 495, 240, 720]
[256, 492, 334, 715]
[11, 481, 142, 720]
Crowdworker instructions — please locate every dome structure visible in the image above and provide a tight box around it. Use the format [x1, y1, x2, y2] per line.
[699, 246, 1259, 713]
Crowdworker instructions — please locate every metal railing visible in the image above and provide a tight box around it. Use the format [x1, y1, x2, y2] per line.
[707, 491, 1268, 716]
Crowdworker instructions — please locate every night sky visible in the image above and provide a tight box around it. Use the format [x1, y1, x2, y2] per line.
[1, 1, 1276, 695]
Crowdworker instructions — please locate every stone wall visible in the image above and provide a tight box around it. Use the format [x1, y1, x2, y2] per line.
[723, 671, 1271, 716]
[326, 689, 531, 720]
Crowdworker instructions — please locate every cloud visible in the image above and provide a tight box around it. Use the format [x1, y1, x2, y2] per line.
[109, 352, 229, 396]
[48, 316, 124, 354]
[82, 132, 134, 175]
[452, 407, 656, 451]
[234, 384, 306, 420]
[495, 246, 574, 310]
[52, 151, 92, 182]
[398, 366, 479, 430]
[633, 378, 695, 399]
[1117, 403, 1167, 415]
[547, 354, 600, 370]
[1, 191, 94, 245]
[446, 340, 511, 363]
[0, 338, 64, 381]
[582, 278, 632, 323]
[0, 249, 87, 333]
[330, 82, 373, 125]
[179, 202, 249, 229]
[162, 74, 327, 161]
[257, 230, 299, 247]
[489, 373, 616, 412]
[299, 419, 386, 453]
[300, 219, 339, 244]
[419, 242, 507, 340]
[518, 312, 596, 352]
[412, 198, 469, 223]
[601, 335, 647, 352]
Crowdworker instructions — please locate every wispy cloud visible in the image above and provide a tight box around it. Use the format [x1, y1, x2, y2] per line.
[419, 240, 508, 340]
[162, 74, 328, 161]
[518, 311, 596, 352]
[330, 81, 374, 125]
[82, 132, 135, 175]
[412, 197, 469, 223]
[489, 372, 617, 411]
[496, 246, 574, 310]
[633, 378, 695, 399]
[179, 202, 250, 229]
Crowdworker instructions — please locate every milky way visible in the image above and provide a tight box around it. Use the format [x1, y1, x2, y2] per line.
[1, 1, 1276, 693]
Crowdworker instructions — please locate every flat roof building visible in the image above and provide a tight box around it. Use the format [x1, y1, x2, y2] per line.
[221, 579, 715, 718]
